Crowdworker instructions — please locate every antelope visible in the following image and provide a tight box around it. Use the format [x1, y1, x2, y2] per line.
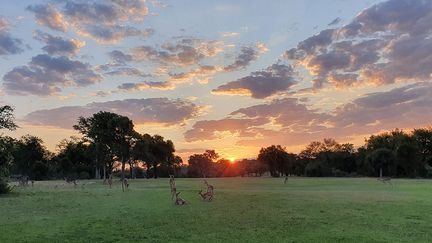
[377, 177, 392, 185]
[64, 177, 77, 186]
[199, 180, 214, 201]
[169, 175, 177, 201]
[108, 174, 113, 188]
[204, 180, 214, 193]
[198, 189, 213, 201]
[18, 175, 29, 187]
[174, 192, 187, 205]
[123, 178, 129, 189]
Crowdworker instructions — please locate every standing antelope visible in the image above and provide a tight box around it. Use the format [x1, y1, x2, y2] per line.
[108, 174, 113, 188]
[169, 175, 177, 201]
[123, 178, 129, 189]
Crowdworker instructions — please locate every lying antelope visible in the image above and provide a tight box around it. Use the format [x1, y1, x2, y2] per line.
[198, 190, 213, 201]
[174, 192, 187, 205]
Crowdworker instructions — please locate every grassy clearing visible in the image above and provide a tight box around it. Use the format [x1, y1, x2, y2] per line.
[1, 178, 432, 242]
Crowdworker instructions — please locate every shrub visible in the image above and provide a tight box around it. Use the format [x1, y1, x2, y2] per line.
[0, 178, 10, 194]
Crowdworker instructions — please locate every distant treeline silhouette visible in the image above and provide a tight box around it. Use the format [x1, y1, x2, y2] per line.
[1, 106, 432, 193]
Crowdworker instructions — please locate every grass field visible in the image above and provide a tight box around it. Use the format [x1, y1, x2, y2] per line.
[1, 177, 432, 242]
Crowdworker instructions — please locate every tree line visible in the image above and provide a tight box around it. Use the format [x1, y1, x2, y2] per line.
[2, 105, 432, 194]
[0, 107, 182, 193]
[188, 130, 432, 179]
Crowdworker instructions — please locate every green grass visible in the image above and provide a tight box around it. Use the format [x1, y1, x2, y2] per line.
[1, 177, 432, 242]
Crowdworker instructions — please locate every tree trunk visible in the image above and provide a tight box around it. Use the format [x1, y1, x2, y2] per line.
[128, 161, 133, 179]
[379, 167, 383, 178]
[121, 156, 125, 192]
[153, 164, 158, 179]
[103, 166, 106, 180]
[95, 167, 100, 179]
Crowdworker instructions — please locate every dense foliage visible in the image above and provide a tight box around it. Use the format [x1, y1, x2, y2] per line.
[1, 105, 432, 184]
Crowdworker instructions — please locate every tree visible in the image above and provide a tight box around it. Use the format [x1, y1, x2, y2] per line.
[0, 106, 18, 193]
[12, 135, 50, 180]
[413, 128, 432, 167]
[300, 139, 356, 176]
[367, 148, 395, 178]
[258, 145, 293, 177]
[74, 111, 136, 191]
[0, 136, 16, 193]
[0, 105, 18, 131]
[52, 138, 94, 179]
[188, 150, 218, 177]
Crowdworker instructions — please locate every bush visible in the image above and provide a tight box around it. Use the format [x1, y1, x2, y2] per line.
[0, 178, 10, 194]
[305, 161, 332, 177]
[332, 168, 348, 177]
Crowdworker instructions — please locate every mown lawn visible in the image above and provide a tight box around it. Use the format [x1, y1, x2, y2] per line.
[1, 177, 432, 242]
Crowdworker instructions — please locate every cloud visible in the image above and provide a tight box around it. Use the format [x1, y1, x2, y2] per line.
[328, 17, 341, 26]
[76, 25, 154, 44]
[184, 118, 270, 142]
[129, 38, 224, 66]
[34, 31, 85, 56]
[0, 16, 24, 55]
[107, 39, 266, 89]
[221, 32, 240, 37]
[186, 82, 432, 146]
[24, 98, 204, 129]
[212, 63, 296, 98]
[223, 43, 267, 71]
[2, 54, 101, 96]
[184, 98, 325, 142]
[28, 1, 150, 43]
[284, 0, 432, 90]
[27, 4, 68, 32]
[0, 17, 8, 31]
[117, 81, 174, 91]
[105, 67, 151, 77]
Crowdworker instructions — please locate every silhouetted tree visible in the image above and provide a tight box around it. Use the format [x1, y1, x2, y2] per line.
[367, 148, 395, 178]
[12, 135, 50, 180]
[0, 106, 17, 193]
[258, 145, 293, 177]
[188, 150, 218, 177]
[74, 111, 136, 191]
[52, 137, 94, 179]
[0, 105, 18, 131]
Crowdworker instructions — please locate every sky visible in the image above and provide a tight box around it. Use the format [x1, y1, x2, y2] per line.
[1, 0, 432, 161]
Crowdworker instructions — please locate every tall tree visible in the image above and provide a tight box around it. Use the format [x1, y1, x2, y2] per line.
[12, 135, 49, 180]
[188, 150, 218, 178]
[53, 138, 94, 179]
[258, 145, 293, 177]
[0, 106, 17, 193]
[367, 148, 395, 178]
[74, 111, 136, 191]
[413, 128, 432, 166]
